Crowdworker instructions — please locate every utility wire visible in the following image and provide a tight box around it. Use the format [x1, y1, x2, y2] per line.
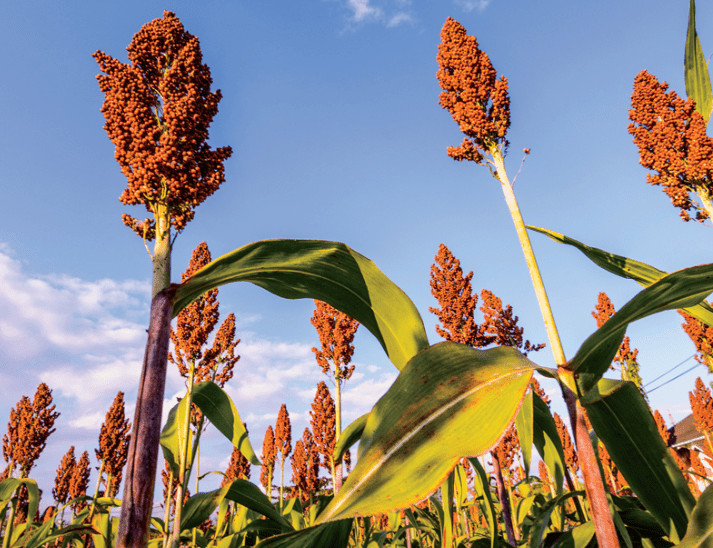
[647, 362, 703, 394]
[644, 354, 695, 387]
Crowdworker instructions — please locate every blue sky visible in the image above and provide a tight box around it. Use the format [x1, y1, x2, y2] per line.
[1, 0, 712, 501]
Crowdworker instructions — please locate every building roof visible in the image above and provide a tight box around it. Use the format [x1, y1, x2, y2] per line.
[669, 414, 706, 448]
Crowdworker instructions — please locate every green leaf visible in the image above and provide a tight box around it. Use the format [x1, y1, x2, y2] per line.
[686, 0, 713, 122]
[191, 381, 259, 465]
[552, 521, 595, 548]
[172, 240, 429, 371]
[532, 392, 566, 497]
[581, 379, 695, 542]
[224, 479, 293, 530]
[677, 483, 713, 548]
[528, 491, 585, 548]
[159, 398, 193, 477]
[469, 457, 499, 548]
[180, 485, 230, 531]
[254, 520, 353, 548]
[569, 263, 713, 393]
[515, 390, 534, 478]
[527, 226, 713, 327]
[317, 343, 536, 522]
[335, 413, 368, 463]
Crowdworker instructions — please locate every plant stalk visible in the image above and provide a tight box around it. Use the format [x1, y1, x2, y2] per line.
[490, 452, 515, 546]
[490, 150, 620, 548]
[114, 289, 174, 548]
[334, 372, 343, 494]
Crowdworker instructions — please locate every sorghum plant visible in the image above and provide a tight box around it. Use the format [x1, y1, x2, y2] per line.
[260, 425, 276, 500]
[437, 17, 618, 547]
[310, 382, 337, 477]
[275, 404, 292, 506]
[94, 12, 232, 545]
[690, 377, 713, 455]
[311, 300, 359, 492]
[680, 308, 713, 373]
[52, 447, 75, 508]
[69, 451, 91, 514]
[96, 391, 131, 498]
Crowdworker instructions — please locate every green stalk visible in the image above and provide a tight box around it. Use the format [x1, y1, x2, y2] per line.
[171, 362, 196, 548]
[441, 473, 455, 548]
[490, 149, 620, 548]
[333, 370, 343, 494]
[163, 468, 174, 548]
[2, 501, 15, 548]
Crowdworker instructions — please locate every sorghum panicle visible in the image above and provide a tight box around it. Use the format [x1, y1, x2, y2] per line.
[2, 383, 60, 477]
[69, 451, 91, 512]
[53, 446, 76, 505]
[311, 301, 359, 382]
[222, 424, 251, 487]
[479, 289, 545, 355]
[689, 377, 713, 434]
[93, 11, 232, 238]
[310, 382, 337, 472]
[437, 17, 510, 164]
[260, 425, 276, 494]
[680, 309, 713, 373]
[629, 70, 713, 222]
[275, 404, 292, 462]
[96, 392, 131, 498]
[429, 243, 481, 346]
[554, 412, 578, 473]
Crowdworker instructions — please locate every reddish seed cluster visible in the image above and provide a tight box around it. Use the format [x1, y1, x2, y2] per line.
[310, 382, 337, 472]
[628, 70, 713, 222]
[429, 244, 481, 346]
[311, 301, 359, 382]
[96, 391, 131, 498]
[592, 292, 640, 371]
[222, 424, 251, 487]
[479, 289, 545, 355]
[260, 426, 276, 494]
[680, 309, 713, 372]
[52, 446, 76, 506]
[93, 11, 232, 237]
[69, 451, 91, 512]
[437, 17, 511, 164]
[554, 413, 578, 474]
[689, 377, 713, 435]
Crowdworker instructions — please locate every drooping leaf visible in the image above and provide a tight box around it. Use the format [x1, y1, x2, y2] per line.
[676, 483, 713, 548]
[172, 240, 429, 371]
[528, 491, 585, 548]
[317, 343, 536, 522]
[191, 381, 259, 465]
[224, 479, 293, 530]
[0, 478, 40, 527]
[335, 413, 368, 462]
[581, 379, 695, 542]
[254, 520, 353, 548]
[469, 457, 499, 548]
[532, 392, 566, 497]
[180, 485, 230, 531]
[569, 263, 713, 393]
[686, 0, 713, 122]
[515, 390, 534, 477]
[527, 226, 713, 327]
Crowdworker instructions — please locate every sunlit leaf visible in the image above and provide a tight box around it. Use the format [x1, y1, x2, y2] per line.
[224, 479, 293, 531]
[527, 226, 713, 327]
[582, 379, 695, 542]
[469, 457, 499, 548]
[335, 413, 368, 462]
[180, 485, 230, 531]
[552, 522, 595, 548]
[191, 381, 259, 465]
[515, 390, 534, 478]
[528, 491, 584, 548]
[159, 398, 193, 477]
[677, 483, 713, 548]
[569, 263, 713, 393]
[686, 0, 713, 122]
[254, 520, 353, 548]
[317, 343, 536, 521]
[532, 392, 565, 497]
[172, 240, 429, 370]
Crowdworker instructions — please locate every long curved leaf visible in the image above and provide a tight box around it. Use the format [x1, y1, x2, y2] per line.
[515, 390, 534, 477]
[569, 263, 713, 393]
[317, 342, 536, 522]
[581, 379, 695, 542]
[532, 392, 565, 497]
[191, 381, 259, 465]
[469, 457, 499, 548]
[172, 240, 429, 370]
[224, 479, 292, 530]
[254, 520, 353, 548]
[180, 485, 230, 531]
[686, 0, 713, 122]
[527, 226, 713, 327]
[335, 413, 368, 463]
[677, 483, 713, 548]
[159, 399, 192, 477]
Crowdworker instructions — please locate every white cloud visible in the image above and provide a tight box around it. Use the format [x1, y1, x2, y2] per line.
[341, 372, 397, 419]
[386, 12, 413, 27]
[455, 0, 491, 12]
[348, 0, 382, 21]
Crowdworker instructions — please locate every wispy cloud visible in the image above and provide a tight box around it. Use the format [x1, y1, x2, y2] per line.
[341, 0, 414, 28]
[348, 0, 382, 21]
[455, 0, 491, 12]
